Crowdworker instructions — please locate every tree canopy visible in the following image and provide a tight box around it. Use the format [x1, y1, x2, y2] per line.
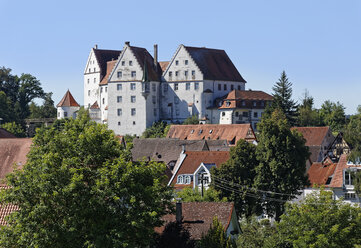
[141, 121, 170, 138]
[0, 112, 173, 248]
[319, 100, 346, 132]
[176, 187, 227, 203]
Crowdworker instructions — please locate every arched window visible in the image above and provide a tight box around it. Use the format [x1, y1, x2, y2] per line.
[184, 175, 191, 184]
[177, 175, 184, 184]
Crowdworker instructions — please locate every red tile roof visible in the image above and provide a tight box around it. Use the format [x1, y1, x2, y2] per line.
[56, 90, 80, 107]
[329, 154, 361, 188]
[166, 124, 256, 145]
[159, 61, 169, 72]
[0, 185, 19, 226]
[0, 138, 32, 179]
[90, 101, 100, 109]
[291, 126, 332, 146]
[0, 128, 16, 138]
[184, 46, 246, 82]
[170, 151, 230, 189]
[99, 60, 117, 85]
[156, 202, 235, 240]
[93, 48, 121, 80]
[219, 90, 273, 109]
[308, 160, 337, 186]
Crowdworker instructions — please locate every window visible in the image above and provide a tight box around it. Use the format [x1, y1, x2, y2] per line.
[88, 90, 90, 96]
[130, 83, 136, 90]
[131, 108, 136, 116]
[117, 71, 122, 78]
[131, 71, 136, 77]
[57, 112, 60, 117]
[235, 112, 239, 117]
[118, 121, 121, 126]
[163, 84, 168, 92]
[242, 100, 246, 106]
[174, 96, 179, 104]
[253, 101, 257, 107]
[218, 84, 221, 91]
[152, 95, 156, 104]
[185, 60, 188, 65]
[224, 84, 227, 91]
[169, 71, 172, 77]
[231, 85, 234, 90]
[93, 68, 96, 72]
[121, 61, 125, 66]
[254, 112, 258, 118]
[89, 68, 91, 73]
[243, 112, 248, 117]
[152, 83, 156, 92]
[102, 98, 105, 104]
[186, 82, 190, 90]
[117, 96, 122, 103]
[100, 87, 103, 93]
[175, 60, 179, 66]
[261, 101, 265, 107]
[177, 175, 183, 184]
[176, 109, 180, 116]
[117, 108, 122, 116]
[87, 79, 89, 84]
[184, 71, 188, 77]
[345, 193, 356, 199]
[175, 71, 179, 77]
[192, 70, 195, 76]
[194, 82, 199, 90]
[117, 84, 122, 91]
[238, 85, 241, 90]
[226, 101, 231, 107]
[154, 108, 157, 116]
[222, 112, 225, 117]
[105, 87, 107, 92]
[94, 78, 96, 83]
[131, 96, 136, 103]
[129, 61, 133, 66]
[184, 175, 191, 184]
[133, 121, 136, 125]
[174, 83, 178, 91]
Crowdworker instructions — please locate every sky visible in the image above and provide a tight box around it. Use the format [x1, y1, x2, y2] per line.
[1, 0, 360, 114]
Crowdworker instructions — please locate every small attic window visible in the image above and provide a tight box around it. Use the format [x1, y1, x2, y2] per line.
[209, 129, 213, 134]
[326, 177, 332, 185]
[190, 130, 194, 134]
[226, 101, 231, 107]
[198, 129, 203, 135]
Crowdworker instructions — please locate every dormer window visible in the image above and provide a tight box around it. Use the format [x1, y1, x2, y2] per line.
[209, 130, 213, 134]
[190, 130, 194, 134]
[184, 175, 191, 184]
[226, 101, 231, 107]
[177, 175, 184, 184]
[198, 129, 203, 135]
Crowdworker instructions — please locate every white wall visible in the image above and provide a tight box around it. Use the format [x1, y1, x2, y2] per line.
[84, 48, 101, 109]
[57, 106, 79, 119]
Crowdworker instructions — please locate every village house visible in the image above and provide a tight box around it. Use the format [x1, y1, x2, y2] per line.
[56, 90, 80, 119]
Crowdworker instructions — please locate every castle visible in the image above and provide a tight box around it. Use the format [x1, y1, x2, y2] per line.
[58, 42, 272, 135]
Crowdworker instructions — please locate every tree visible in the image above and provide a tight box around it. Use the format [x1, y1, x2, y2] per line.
[141, 121, 170, 138]
[254, 109, 309, 220]
[176, 186, 227, 202]
[29, 92, 57, 119]
[344, 106, 361, 162]
[319, 100, 346, 132]
[197, 217, 236, 248]
[0, 122, 26, 137]
[270, 71, 298, 126]
[155, 221, 193, 248]
[296, 89, 320, 126]
[0, 91, 14, 123]
[183, 115, 199, 125]
[274, 189, 361, 247]
[211, 139, 262, 217]
[0, 112, 173, 248]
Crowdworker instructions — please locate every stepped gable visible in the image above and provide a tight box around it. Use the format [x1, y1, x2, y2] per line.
[93, 48, 121, 80]
[99, 60, 117, 85]
[184, 46, 246, 82]
[156, 202, 235, 240]
[0, 138, 32, 179]
[56, 90, 80, 107]
[130, 46, 161, 81]
[0, 128, 16, 138]
[219, 90, 273, 109]
[166, 124, 256, 144]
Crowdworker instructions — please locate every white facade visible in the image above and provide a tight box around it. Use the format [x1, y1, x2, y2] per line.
[84, 46, 101, 109]
[57, 106, 79, 119]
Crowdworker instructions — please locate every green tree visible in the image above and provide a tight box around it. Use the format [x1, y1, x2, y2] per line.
[0, 91, 14, 123]
[344, 106, 361, 162]
[29, 92, 57, 119]
[354, 170, 361, 196]
[0, 112, 173, 248]
[296, 90, 320, 126]
[183, 115, 199, 125]
[270, 71, 298, 126]
[155, 221, 193, 248]
[255, 109, 309, 220]
[0, 122, 26, 137]
[141, 121, 170, 138]
[274, 189, 361, 247]
[212, 139, 262, 217]
[176, 187, 227, 202]
[319, 100, 346, 132]
[197, 217, 236, 248]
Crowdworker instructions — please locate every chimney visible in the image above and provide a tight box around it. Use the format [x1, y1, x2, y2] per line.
[94, 44, 98, 49]
[176, 198, 182, 223]
[125, 41, 130, 46]
[154, 44, 158, 71]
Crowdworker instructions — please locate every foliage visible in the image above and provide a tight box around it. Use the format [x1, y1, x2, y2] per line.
[211, 139, 262, 217]
[296, 90, 320, 126]
[274, 189, 361, 247]
[344, 106, 361, 162]
[176, 186, 227, 202]
[319, 100, 346, 132]
[0, 91, 14, 123]
[197, 217, 236, 248]
[0, 112, 173, 248]
[236, 217, 277, 248]
[270, 71, 298, 126]
[0, 122, 26, 137]
[255, 109, 309, 220]
[141, 121, 170, 138]
[155, 221, 193, 248]
[183, 115, 199, 125]
[354, 170, 361, 196]
[29, 92, 57, 119]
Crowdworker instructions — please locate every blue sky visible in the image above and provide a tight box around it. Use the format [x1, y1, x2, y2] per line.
[1, 0, 360, 114]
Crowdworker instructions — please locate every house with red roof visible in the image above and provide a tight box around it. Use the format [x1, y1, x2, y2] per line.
[56, 90, 80, 119]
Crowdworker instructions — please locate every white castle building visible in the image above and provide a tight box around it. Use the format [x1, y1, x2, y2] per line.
[75, 41, 272, 136]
